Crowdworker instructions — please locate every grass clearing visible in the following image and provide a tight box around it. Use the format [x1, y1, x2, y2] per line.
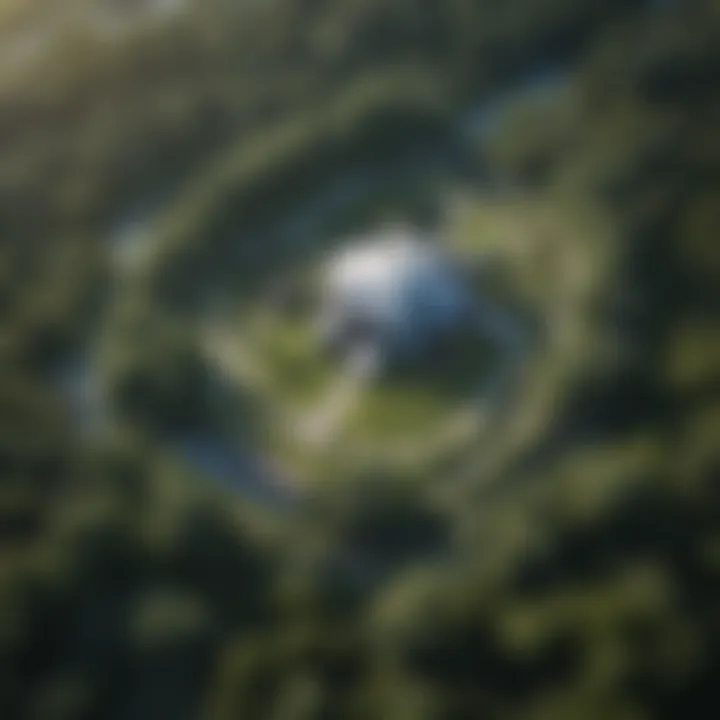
[218, 286, 504, 482]
[199, 187, 616, 485]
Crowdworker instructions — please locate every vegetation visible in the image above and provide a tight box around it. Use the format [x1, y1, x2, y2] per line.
[1, 1, 719, 719]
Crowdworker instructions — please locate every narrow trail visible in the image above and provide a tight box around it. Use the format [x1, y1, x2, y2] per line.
[295, 364, 372, 447]
[201, 322, 272, 393]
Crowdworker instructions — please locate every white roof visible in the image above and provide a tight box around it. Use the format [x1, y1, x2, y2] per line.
[323, 230, 469, 331]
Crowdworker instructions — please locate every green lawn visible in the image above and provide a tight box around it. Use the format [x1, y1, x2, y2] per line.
[257, 317, 334, 406]
[234, 300, 500, 481]
[344, 331, 499, 441]
[214, 189, 611, 482]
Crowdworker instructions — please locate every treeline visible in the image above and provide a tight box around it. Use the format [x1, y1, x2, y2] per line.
[1, 1, 719, 719]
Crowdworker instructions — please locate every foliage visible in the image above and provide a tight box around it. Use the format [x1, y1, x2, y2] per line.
[1, 1, 719, 719]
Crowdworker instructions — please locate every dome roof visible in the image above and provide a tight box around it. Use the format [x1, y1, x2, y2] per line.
[321, 230, 470, 341]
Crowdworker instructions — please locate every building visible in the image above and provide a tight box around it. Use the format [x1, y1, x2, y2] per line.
[316, 229, 473, 374]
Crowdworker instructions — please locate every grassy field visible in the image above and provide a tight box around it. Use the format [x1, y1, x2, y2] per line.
[198, 182, 615, 486]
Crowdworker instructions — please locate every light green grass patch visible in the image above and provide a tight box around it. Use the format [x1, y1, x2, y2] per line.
[252, 315, 334, 407]
[344, 333, 498, 442]
[212, 191, 613, 484]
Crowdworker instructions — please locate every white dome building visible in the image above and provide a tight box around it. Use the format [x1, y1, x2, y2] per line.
[316, 229, 473, 373]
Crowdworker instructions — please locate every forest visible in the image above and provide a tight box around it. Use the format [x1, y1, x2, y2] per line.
[1, 1, 719, 718]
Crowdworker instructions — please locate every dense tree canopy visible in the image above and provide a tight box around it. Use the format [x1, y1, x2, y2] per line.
[1, 1, 718, 719]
